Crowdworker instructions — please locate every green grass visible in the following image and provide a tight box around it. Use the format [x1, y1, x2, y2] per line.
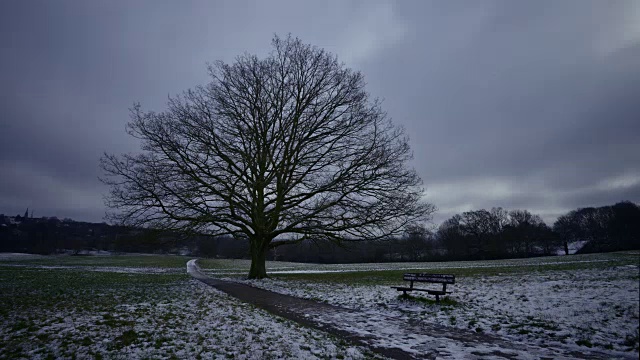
[1, 253, 404, 359]
[192, 251, 640, 286]
[576, 339, 594, 348]
[254, 252, 639, 285]
[0, 266, 188, 358]
[3, 250, 637, 294]
[0, 267, 187, 313]
[0, 254, 192, 268]
[398, 293, 459, 306]
[114, 329, 140, 348]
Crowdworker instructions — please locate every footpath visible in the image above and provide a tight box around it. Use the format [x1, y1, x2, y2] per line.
[187, 260, 631, 360]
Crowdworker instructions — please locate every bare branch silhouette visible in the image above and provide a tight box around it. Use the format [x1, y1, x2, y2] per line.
[101, 35, 435, 278]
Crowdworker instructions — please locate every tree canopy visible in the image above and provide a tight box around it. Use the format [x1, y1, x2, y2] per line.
[101, 35, 434, 278]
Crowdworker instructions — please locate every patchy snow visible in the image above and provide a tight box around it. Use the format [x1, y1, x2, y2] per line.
[225, 263, 639, 358]
[0, 252, 44, 260]
[0, 267, 375, 359]
[3, 253, 638, 359]
[88, 266, 181, 274]
[0, 263, 183, 274]
[56, 250, 114, 256]
[305, 308, 560, 359]
[201, 257, 616, 276]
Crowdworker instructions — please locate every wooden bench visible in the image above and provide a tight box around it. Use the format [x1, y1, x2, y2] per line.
[391, 273, 455, 303]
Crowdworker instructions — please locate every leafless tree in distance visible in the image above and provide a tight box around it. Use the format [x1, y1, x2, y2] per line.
[100, 35, 435, 278]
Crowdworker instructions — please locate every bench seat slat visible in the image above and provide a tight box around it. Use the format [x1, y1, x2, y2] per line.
[403, 273, 455, 284]
[391, 286, 450, 295]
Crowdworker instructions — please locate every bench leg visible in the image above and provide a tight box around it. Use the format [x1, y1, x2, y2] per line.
[435, 294, 440, 304]
[402, 290, 407, 296]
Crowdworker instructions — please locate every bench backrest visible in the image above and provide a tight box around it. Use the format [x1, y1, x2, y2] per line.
[403, 273, 455, 284]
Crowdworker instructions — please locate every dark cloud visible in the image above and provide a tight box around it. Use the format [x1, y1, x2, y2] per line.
[1, 0, 638, 225]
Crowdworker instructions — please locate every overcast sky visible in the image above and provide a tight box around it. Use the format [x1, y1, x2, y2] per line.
[1, 0, 639, 226]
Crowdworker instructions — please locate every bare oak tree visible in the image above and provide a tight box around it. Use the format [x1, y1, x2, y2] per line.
[100, 35, 434, 278]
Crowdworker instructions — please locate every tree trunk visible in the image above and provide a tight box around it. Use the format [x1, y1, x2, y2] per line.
[248, 240, 268, 279]
[563, 241, 569, 255]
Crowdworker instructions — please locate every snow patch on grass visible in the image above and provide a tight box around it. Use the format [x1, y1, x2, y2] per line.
[230, 264, 639, 357]
[0, 266, 374, 359]
[0, 263, 183, 274]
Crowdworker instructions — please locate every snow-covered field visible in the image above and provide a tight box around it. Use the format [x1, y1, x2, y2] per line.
[202, 252, 640, 357]
[0, 256, 376, 359]
[1, 252, 638, 359]
[0, 252, 44, 261]
[198, 253, 628, 275]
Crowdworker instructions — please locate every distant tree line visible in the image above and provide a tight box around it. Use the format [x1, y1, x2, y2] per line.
[217, 200, 639, 262]
[553, 201, 640, 254]
[0, 216, 198, 255]
[434, 208, 559, 260]
[1, 201, 637, 261]
[432, 201, 639, 261]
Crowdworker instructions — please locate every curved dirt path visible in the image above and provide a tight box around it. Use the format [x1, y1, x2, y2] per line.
[187, 260, 631, 360]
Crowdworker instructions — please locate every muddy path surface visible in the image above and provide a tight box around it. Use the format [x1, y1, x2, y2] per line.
[187, 260, 631, 360]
